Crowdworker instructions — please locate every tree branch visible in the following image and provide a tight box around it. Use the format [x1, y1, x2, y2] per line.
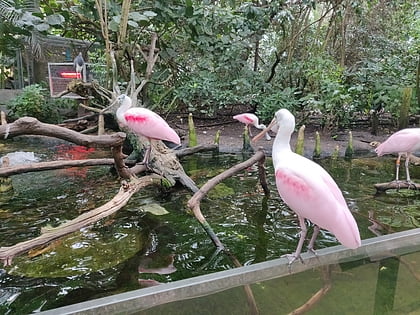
[0, 175, 163, 266]
[0, 117, 125, 148]
[187, 149, 267, 248]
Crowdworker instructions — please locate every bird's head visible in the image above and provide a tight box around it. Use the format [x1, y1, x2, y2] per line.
[117, 94, 127, 104]
[252, 108, 295, 142]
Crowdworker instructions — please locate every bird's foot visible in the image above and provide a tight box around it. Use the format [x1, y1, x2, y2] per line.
[281, 253, 304, 265]
[307, 247, 318, 257]
[390, 179, 403, 191]
[405, 180, 418, 190]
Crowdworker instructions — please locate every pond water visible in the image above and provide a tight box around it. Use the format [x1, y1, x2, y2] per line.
[0, 137, 419, 314]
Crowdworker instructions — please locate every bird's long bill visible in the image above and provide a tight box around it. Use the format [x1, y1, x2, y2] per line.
[252, 118, 276, 143]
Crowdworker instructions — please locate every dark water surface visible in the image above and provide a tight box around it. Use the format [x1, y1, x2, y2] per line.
[0, 138, 419, 314]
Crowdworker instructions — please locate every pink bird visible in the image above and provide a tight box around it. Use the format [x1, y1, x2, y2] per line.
[116, 94, 181, 165]
[233, 113, 271, 140]
[253, 109, 361, 264]
[375, 128, 420, 183]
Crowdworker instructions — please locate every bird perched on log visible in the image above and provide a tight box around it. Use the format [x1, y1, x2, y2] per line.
[253, 109, 361, 265]
[73, 52, 85, 80]
[375, 128, 420, 183]
[116, 94, 181, 166]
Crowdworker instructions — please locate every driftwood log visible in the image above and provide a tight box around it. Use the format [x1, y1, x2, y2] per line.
[374, 181, 420, 192]
[0, 115, 207, 265]
[0, 117, 199, 188]
[0, 175, 163, 266]
[187, 148, 269, 249]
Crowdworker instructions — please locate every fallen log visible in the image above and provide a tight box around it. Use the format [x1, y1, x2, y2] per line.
[374, 181, 420, 192]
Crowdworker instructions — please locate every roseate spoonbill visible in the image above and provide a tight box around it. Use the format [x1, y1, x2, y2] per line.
[375, 128, 420, 183]
[253, 109, 361, 264]
[233, 113, 271, 140]
[116, 94, 181, 165]
[73, 52, 85, 79]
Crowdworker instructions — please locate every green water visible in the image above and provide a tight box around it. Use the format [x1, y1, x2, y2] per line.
[0, 138, 419, 313]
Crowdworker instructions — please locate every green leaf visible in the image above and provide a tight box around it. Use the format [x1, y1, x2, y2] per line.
[127, 20, 139, 28]
[143, 10, 157, 18]
[46, 14, 64, 25]
[35, 22, 50, 32]
[185, 0, 193, 17]
[129, 12, 146, 21]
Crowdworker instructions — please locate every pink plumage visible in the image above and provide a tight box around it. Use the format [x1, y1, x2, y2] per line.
[233, 113, 271, 140]
[253, 109, 361, 264]
[375, 128, 420, 157]
[233, 113, 259, 126]
[375, 128, 420, 182]
[275, 159, 360, 249]
[124, 108, 180, 144]
[115, 94, 180, 165]
[116, 94, 180, 145]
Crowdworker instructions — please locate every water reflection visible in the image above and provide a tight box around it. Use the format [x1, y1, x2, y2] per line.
[0, 139, 419, 313]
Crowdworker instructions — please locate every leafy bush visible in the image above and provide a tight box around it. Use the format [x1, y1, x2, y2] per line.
[255, 87, 301, 122]
[7, 84, 76, 123]
[174, 69, 263, 117]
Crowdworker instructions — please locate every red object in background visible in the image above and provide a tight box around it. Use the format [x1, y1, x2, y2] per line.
[59, 71, 81, 79]
[55, 145, 96, 177]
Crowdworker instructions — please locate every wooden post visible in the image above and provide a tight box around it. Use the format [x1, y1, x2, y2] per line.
[398, 87, 412, 129]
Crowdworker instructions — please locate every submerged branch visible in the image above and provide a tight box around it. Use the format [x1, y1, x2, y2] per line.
[187, 149, 267, 248]
[0, 175, 163, 266]
[289, 265, 332, 315]
[0, 159, 118, 176]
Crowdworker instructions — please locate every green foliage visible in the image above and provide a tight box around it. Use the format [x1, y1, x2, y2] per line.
[174, 68, 262, 116]
[346, 55, 416, 117]
[3, 0, 418, 132]
[7, 84, 76, 123]
[256, 87, 300, 122]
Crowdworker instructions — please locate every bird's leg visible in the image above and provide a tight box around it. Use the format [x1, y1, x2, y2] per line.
[391, 153, 404, 190]
[404, 154, 417, 189]
[248, 125, 253, 137]
[307, 225, 320, 256]
[394, 154, 401, 182]
[140, 145, 152, 169]
[281, 216, 307, 265]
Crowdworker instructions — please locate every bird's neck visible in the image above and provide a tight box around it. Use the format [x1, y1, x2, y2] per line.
[116, 101, 132, 125]
[272, 126, 293, 163]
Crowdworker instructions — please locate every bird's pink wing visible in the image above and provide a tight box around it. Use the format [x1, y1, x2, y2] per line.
[275, 158, 360, 249]
[233, 113, 257, 125]
[376, 128, 420, 156]
[124, 108, 181, 144]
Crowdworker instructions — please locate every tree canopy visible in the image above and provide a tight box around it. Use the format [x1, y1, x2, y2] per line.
[1, 0, 419, 130]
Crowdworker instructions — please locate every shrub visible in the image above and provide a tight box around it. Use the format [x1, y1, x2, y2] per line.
[7, 84, 76, 123]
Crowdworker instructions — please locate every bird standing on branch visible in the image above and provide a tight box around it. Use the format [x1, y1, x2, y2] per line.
[375, 128, 420, 183]
[253, 109, 361, 265]
[73, 52, 85, 80]
[116, 94, 181, 166]
[233, 113, 271, 140]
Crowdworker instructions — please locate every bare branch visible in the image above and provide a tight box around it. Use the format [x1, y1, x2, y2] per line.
[187, 149, 267, 248]
[0, 117, 125, 148]
[0, 175, 163, 266]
